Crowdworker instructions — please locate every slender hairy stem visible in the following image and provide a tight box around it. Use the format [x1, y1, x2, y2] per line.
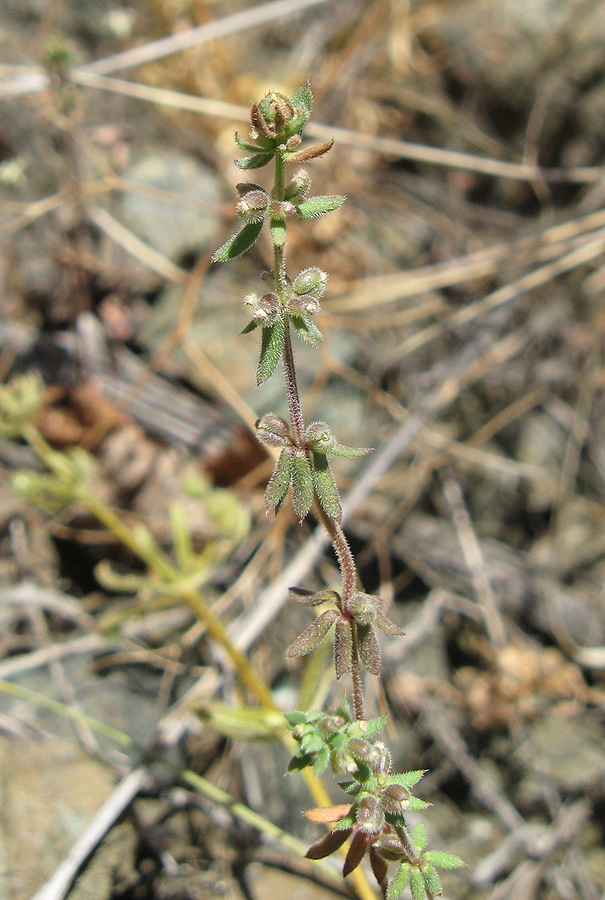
[350, 619, 365, 720]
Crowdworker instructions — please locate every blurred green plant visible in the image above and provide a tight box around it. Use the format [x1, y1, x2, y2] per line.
[211, 83, 464, 899]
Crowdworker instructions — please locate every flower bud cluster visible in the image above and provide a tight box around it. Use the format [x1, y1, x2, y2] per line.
[235, 185, 269, 224]
[243, 291, 280, 325]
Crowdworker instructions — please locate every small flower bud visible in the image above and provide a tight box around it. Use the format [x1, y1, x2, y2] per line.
[255, 414, 292, 448]
[347, 593, 380, 626]
[331, 749, 358, 774]
[356, 796, 385, 834]
[293, 267, 328, 299]
[372, 742, 392, 776]
[305, 421, 335, 452]
[347, 738, 375, 763]
[372, 834, 405, 861]
[291, 724, 305, 740]
[269, 200, 296, 219]
[235, 189, 269, 224]
[381, 783, 410, 816]
[284, 169, 311, 202]
[286, 294, 320, 317]
[286, 134, 302, 150]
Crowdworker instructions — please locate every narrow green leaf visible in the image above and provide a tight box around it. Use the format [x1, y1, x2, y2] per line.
[234, 151, 274, 170]
[291, 82, 313, 115]
[355, 714, 387, 738]
[388, 770, 426, 789]
[423, 851, 465, 870]
[291, 450, 313, 520]
[285, 710, 307, 726]
[312, 452, 342, 520]
[409, 796, 431, 811]
[411, 823, 428, 852]
[330, 443, 371, 458]
[296, 195, 345, 219]
[234, 133, 264, 152]
[312, 745, 330, 775]
[300, 732, 325, 754]
[287, 609, 339, 657]
[270, 217, 286, 247]
[264, 448, 292, 511]
[422, 864, 442, 895]
[256, 312, 285, 386]
[287, 754, 312, 772]
[240, 319, 258, 334]
[409, 868, 425, 900]
[213, 220, 264, 263]
[386, 864, 409, 900]
[290, 313, 323, 347]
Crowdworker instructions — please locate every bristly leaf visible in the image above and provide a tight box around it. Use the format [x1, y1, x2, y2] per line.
[287, 753, 313, 772]
[289, 587, 340, 607]
[234, 151, 274, 170]
[312, 452, 342, 520]
[240, 319, 258, 334]
[291, 81, 313, 116]
[213, 220, 264, 262]
[357, 624, 381, 675]
[334, 618, 352, 679]
[256, 312, 285, 386]
[264, 448, 292, 511]
[354, 714, 387, 738]
[422, 864, 442, 896]
[287, 609, 338, 658]
[295, 195, 345, 219]
[410, 823, 428, 852]
[312, 745, 330, 774]
[374, 610, 406, 637]
[386, 864, 409, 900]
[330, 442, 371, 458]
[290, 313, 323, 347]
[409, 796, 431, 811]
[409, 868, 425, 900]
[234, 132, 273, 153]
[423, 851, 465, 870]
[270, 217, 286, 247]
[291, 450, 313, 521]
[388, 770, 426, 789]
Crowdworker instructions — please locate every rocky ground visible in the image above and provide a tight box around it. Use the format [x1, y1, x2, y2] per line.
[1, 1, 605, 899]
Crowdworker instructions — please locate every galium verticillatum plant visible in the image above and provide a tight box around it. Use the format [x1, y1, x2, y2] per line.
[213, 83, 463, 899]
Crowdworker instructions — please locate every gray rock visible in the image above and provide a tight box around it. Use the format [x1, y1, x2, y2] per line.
[120, 152, 225, 262]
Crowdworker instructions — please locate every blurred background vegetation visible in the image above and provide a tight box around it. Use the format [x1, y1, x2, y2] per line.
[1, 2, 605, 899]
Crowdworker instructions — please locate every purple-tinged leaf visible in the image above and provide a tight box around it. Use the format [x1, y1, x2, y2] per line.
[334, 617, 352, 679]
[343, 831, 370, 877]
[374, 610, 406, 637]
[305, 828, 350, 860]
[286, 609, 338, 658]
[358, 624, 381, 676]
